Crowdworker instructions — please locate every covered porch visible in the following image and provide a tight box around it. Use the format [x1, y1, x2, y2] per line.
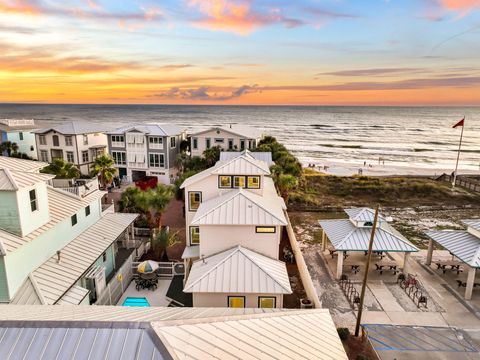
[425, 219, 480, 300]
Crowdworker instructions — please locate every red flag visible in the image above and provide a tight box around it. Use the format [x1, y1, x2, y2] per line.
[453, 118, 465, 128]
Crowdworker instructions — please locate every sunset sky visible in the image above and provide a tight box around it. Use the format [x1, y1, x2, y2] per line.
[1, 0, 480, 105]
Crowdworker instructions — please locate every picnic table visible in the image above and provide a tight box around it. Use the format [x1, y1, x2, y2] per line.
[434, 260, 463, 274]
[375, 260, 398, 275]
[364, 250, 386, 259]
[327, 246, 349, 259]
[343, 260, 360, 274]
[456, 280, 480, 288]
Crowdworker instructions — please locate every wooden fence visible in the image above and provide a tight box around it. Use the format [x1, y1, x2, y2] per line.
[437, 173, 480, 193]
[95, 253, 134, 305]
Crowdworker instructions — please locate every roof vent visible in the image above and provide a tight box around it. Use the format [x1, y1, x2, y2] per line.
[56, 250, 61, 263]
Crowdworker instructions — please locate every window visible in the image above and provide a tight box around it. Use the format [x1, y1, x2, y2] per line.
[363, 221, 373, 227]
[65, 136, 73, 146]
[66, 151, 74, 163]
[112, 151, 126, 165]
[83, 134, 88, 145]
[247, 176, 260, 189]
[170, 137, 176, 148]
[188, 192, 202, 211]
[248, 140, 253, 149]
[19, 132, 24, 141]
[228, 296, 245, 308]
[111, 135, 124, 143]
[240, 139, 245, 150]
[85, 205, 90, 217]
[192, 138, 198, 149]
[219, 175, 232, 188]
[39, 135, 46, 145]
[30, 146, 34, 151]
[149, 153, 165, 168]
[258, 297, 276, 308]
[228, 139, 234, 150]
[149, 137, 163, 149]
[52, 135, 59, 147]
[206, 138, 211, 149]
[214, 138, 224, 144]
[190, 226, 200, 245]
[102, 251, 107, 262]
[40, 150, 48, 162]
[233, 176, 246, 188]
[256, 226, 276, 233]
[82, 151, 89, 163]
[29, 189, 37, 212]
[71, 214, 77, 226]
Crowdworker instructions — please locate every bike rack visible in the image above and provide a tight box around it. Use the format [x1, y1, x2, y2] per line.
[397, 273, 428, 308]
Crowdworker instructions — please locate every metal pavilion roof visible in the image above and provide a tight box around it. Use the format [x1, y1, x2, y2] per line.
[191, 188, 287, 226]
[319, 219, 418, 252]
[184, 245, 292, 294]
[344, 207, 386, 222]
[425, 230, 480, 268]
[462, 219, 480, 232]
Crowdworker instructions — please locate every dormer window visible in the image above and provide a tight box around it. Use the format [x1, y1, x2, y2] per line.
[247, 176, 260, 189]
[363, 221, 373, 227]
[29, 189, 37, 212]
[233, 176, 246, 188]
[219, 175, 232, 188]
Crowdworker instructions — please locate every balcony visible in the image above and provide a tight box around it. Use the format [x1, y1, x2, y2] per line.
[52, 177, 99, 197]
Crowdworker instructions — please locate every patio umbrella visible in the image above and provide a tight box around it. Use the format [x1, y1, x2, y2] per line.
[137, 260, 159, 274]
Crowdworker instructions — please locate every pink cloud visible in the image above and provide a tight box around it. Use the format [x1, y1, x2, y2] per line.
[188, 0, 303, 34]
[440, 0, 480, 11]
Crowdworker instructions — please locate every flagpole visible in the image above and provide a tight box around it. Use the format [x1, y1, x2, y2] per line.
[452, 117, 465, 188]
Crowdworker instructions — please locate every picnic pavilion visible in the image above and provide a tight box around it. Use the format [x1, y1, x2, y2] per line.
[425, 219, 480, 300]
[319, 208, 419, 279]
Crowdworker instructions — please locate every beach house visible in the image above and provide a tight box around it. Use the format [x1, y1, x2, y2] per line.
[180, 152, 292, 308]
[33, 122, 108, 175]
[0, 119, 38, 159]
[0, 157, 141, 305]
[107, 124, 186, 184]
[189, 125, 264, 157]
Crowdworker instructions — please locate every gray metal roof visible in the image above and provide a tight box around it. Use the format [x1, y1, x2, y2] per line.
[462, 219, 480, 232]
[191, 188, 287, 226]
[220, 150, 274, 166]
[0, 156, 48, 172]
[344, 208, 386, 222]
[33, 122, 107, 135]
[184, 245, 292, 294]
[108, 123, 183, 136]
[0, 322, 168, 360]
[190, 125, 263, 139]
[30, 213, 138, 304]
[425, 230, 480, 268]
[319, 219, 418, 252]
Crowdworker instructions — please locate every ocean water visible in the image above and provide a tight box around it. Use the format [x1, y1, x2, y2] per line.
[1, 104, 479, 171]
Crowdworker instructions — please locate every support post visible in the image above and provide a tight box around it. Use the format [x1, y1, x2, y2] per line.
[355, 204, 380, 337]
[336, 251, 344, 280]
[403, 252, 411, 274]
[465, 267, 476, 300]
[426, 239, 434, 266]
[321, 230, 327, 252]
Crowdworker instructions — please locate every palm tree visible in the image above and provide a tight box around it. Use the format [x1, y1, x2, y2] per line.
[41, 158, 80, 179]
[92, 154, 117, 189]
[151, 228, 179, 261]
[276, 174, 298, 203]
[174, 152, 190, 173]
[148, 184, 174, 228]
[119, 186, 142, 213]
[203, 146, 221, 167]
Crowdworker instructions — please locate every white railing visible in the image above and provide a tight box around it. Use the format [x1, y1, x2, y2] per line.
[111, 141, 125, 148]
[134, 227, 151, 238]
[102, 203, 115, 214]
[131, 261, 184, 279]
[54, 177, 99, 197]
[0, 119, 35, 126]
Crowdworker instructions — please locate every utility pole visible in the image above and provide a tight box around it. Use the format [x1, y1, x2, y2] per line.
[452, 117, 465, 188]
[355, 204, 380, 337]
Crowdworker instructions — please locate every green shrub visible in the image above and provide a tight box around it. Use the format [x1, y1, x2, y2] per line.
[356, 355, 368, 360]
[337, 327, 350, 341]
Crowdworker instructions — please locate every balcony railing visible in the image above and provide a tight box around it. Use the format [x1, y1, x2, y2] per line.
[52, 177, 99, 197]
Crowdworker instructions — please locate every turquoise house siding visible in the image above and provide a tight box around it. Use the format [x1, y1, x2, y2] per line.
[0, 192, 21, 236]
[1, 198, 102, 301]
[5, 131, 37, 159]
[92, 243, 115, 280]
[0, 258, 9, 302]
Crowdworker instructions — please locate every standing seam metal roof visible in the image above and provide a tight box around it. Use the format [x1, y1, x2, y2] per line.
[0, 168, 54, 191]
[319, 219, 418, 252]
[184, 246, 292, 294]
[219, 150, 274, 166]
[31, 212, 138, 305]
[107, 123, 183, 136]
[425, 230, 480, 268]
[0, 156, 48, 172]
[462, 219, 480, 232]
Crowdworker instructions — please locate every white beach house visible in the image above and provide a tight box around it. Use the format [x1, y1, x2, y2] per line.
[180, 152, 292, 308]
[107, 123, 186, 184]
[0, 156, 141, 305]
[0, 119, 39, 159]
[189, 125, 264, 157]
[34, 122, 108, 176]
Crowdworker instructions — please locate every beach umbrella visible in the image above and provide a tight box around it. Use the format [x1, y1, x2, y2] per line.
[137, 260, 159, 274]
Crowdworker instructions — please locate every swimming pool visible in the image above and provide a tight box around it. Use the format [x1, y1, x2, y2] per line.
[122, 297, 150, 307]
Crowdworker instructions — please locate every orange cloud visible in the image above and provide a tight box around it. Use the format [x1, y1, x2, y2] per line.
[440, 0, 480, 11]
[0, 0, 41, 15]
[189, 0, 303, 34]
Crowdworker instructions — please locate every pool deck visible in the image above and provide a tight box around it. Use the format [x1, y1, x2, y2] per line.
[117, 279, 172, 307]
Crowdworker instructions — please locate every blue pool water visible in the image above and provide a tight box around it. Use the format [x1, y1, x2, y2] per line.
[122, 297, 150, 307]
